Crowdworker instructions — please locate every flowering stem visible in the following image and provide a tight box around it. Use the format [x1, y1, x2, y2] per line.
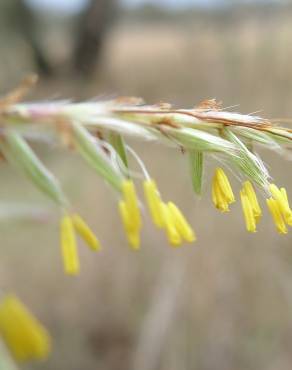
[1, 79, 292, 268]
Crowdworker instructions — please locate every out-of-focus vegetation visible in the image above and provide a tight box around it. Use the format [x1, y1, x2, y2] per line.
[1, 1, 292, 370]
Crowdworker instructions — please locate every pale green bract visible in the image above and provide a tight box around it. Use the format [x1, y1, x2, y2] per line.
[189, 151, 204, 196]
[0, 131, 68, 207]
[72, 123, 124, 192]
[223, 128, 270, 188]
[109, 132, 129, 170]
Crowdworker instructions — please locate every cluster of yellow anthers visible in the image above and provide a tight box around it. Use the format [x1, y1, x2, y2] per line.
[60, 170, 291, 275]
[60, 214, 101, 275]
[212, 168, 236, 212]
[212, 167, 292, 234]
[60, 179, 195, 274]
[267, 185, 292, 234]
[0, 295, 50, 362]
[120, 179, 196, 249]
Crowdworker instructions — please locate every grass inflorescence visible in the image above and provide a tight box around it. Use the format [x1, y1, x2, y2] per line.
[1, 76, 292, 275]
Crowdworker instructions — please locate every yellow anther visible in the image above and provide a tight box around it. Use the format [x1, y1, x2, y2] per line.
[240, 190, 256, 233]
[118, 201, 140, 250]
[127, 231, 140, 250]
[167, 202, 196, 242]
[121, 180, 141, 230]
[143, 179, 164, 228]
[119, 201, 131, 231]
[269, 184, 292, 225]
[212, 168, 235, 212]
[215, 168, 235, 204]
[266, 197, 288, 234]
[0, 295, 51, 362]
[280, 187, 292, 226]
[243, 181, 262, 223]
[60, 215, 80, 275]
[212, 178, 229, 212]
[281, 187, 289, 203]
[72, 214, 101, 251]
[161, 202, 182, 246]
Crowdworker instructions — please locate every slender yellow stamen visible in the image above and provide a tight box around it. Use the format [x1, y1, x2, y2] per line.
[212, 177, 229, 212]
[143, 179, 164, 228]
[266, 197, 288, 234]
[72, 214, 101, 251]
[212, 179, 222, 210]
[121, 180, 142, 230]
[281, 187, 289, 203]
[118, 200, 140, 250]
[269, 184, 292, 226]
[167, 202, 196, 242]
[161, 202, 182, 246]
[240, 190, 256, 233]
[60, 215, 80, 275]
[281, 187, 292, 226]
[0, 295, 51, 362]
[215, 168, 235, 203]
[243, 181, 262, 223]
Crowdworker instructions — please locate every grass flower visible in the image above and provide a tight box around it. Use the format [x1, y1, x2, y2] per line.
[0, 295, 50, 362]
[143, 179, 195, 246]
[1, 78, 292, 275]
[2, 75, 292, 367]
[266, 197, 288, 234]
[212, 167, 235, 212]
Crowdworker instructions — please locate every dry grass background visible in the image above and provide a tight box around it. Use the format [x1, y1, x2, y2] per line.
[1, 7, 292, 370]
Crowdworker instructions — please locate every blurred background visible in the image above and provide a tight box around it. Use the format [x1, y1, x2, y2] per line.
[1, 0, 292, 369]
